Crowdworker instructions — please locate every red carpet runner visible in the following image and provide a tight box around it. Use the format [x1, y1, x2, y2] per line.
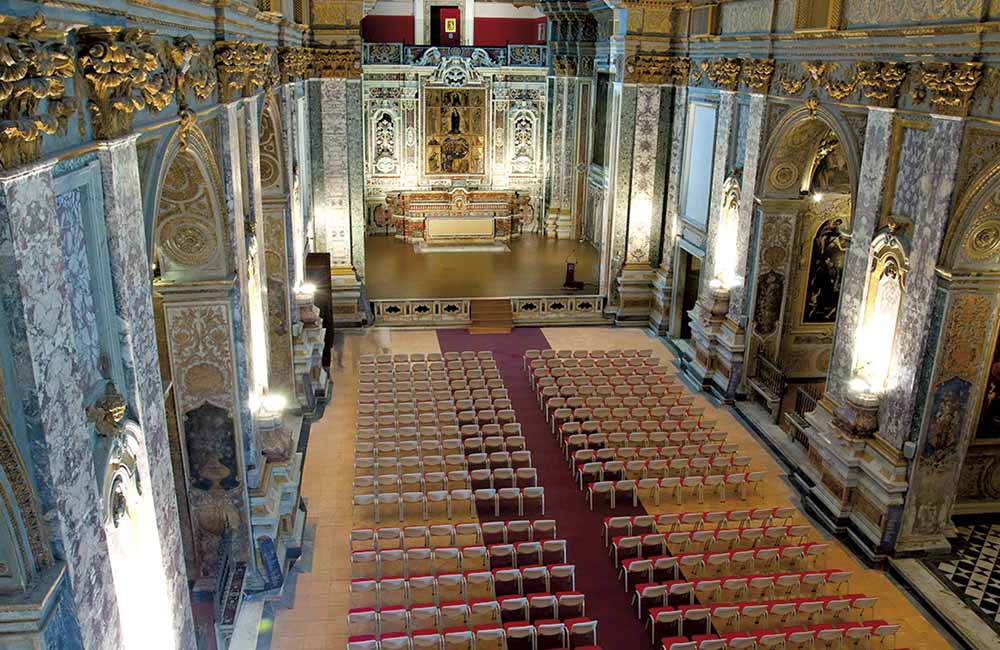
[437, 328, 648, 650]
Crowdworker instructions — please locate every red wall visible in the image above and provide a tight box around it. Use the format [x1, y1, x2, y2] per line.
[361, 15, 415, 44]
[436, 7, 462, 46]
[474, 17, 546, 45]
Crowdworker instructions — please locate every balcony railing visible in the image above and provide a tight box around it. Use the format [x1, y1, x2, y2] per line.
[362, 43, 547, 68]
[785, 383, 824, 451]
[747, 348, 786, 424]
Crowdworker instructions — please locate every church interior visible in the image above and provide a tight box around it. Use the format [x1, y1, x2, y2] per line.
[2, 1, 1000, 649]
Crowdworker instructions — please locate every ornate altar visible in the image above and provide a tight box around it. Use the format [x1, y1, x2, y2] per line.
[383, 188, 533, 245]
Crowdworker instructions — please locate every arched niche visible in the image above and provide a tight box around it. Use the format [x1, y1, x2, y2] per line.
[854, 226, 910, 392]
[0, 407, 51, 594]
[259, 94, 287, 198]
[150, 124, 230, 283]
[758, 105, 860, 204]
[712, 176, 742, 287]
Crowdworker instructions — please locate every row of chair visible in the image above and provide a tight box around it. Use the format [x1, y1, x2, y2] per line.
[601, 509, 798, 545]
[359, 397, 513, 418]
[353, 565, 580, 609]
[575, 453, 749, 484]
[532, 370, 677, 395]
[353, 486, 545, 523]
[355, 467, 539, 495]
[357, 423, 524, 443]
[356, 452, 534, 479]
[565, 432, 729, 459]
[652, 594, 879, 638]
[361, 377, 507, 394]
[524, 347, 655, 362]
[544, 393, 694, 419]
[359, 438, 530, 462]
[666, 544, 830, 579]
[658, 619, 899, 650]
[351, 541, 571, 579]
[585, 471, 766, 510]
[363, 351, 494, 364]
[351, 520, 559, 552]
[631, 569, 852, 618]
[348, 617, 599, 650]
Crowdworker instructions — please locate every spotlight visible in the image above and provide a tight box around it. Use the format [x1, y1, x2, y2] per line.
[812, 192, 824, 203]
[848, 377, 871, 395]
[297, 282, 316, 295]
[262, 393, 287, 413]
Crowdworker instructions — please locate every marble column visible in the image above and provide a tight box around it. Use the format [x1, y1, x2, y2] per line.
[347, 78, 367, 277]
[96, 137, 196, 649]
[218, 101, 263, 487]
[687, 91, 737, 388]
[650, 85, 688, 335]
[556, 78, 578, 238]
[711, 93, 767, 398]
[0, 161, 123, 650]
[825, 108, 896, 407]
[309, 77, 364, 324]
[616, 84, 664, 322]
[545, 77, 566, 236]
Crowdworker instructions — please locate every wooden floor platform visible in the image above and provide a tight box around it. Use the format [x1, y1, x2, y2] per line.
[364, 234, 600, 299]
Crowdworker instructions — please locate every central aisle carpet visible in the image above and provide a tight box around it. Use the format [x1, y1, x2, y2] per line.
[437, 328, 648, 650]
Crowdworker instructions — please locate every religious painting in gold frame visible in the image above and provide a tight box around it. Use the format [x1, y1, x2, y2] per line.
[424, 88, 486, 176]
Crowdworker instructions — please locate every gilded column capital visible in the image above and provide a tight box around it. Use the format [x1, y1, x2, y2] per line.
[552, 55, 577, 77]
[708, 57, 743, 91]
[310, 47, 362, 79]
[214, 40, 278, 103]
[741, 58, 774, 94]
[857, 61, 907, 108]
[917, 61, 983, 118]
[77, 26, 175, 141]
[170, 35, 217, 110]
[279, 46, 311, 82]
[623, 54, 685, 85]
[0, 14, 76, 171]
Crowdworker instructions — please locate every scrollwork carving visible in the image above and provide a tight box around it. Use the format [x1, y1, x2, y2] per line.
[552, 55, 577, 77]
[0, 14, 75, 171]
[171, 36, 216, 108]
[77, 26, 174, 140]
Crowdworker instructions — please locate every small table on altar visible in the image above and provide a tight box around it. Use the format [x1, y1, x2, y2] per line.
[387, 189, 516, 245]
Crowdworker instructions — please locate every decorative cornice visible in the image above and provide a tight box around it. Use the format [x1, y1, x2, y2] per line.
[741, 58, 774, 94]
[918, 61, 983, 118]
[77, 26, 174, 140]
[708, 57, 742, 91]
[552, 55, 576, 77]
[214, 40, 277, 103]
[0, 15, 76, 171]
[857, 61, 908, 108]
[278, 46, 310, 82]
[311, 47, 361, 79]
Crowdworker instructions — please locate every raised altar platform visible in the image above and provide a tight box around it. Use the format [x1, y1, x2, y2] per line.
[383, 188, 532, 245]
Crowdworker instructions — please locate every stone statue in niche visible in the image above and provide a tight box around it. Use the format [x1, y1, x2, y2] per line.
[804, 218, 850, 323]
[753, 271, 785, 336]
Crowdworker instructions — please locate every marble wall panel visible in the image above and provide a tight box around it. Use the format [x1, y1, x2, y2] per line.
[97, 139, 196, 648]
[610, 84, 637, 293]
[626, 85, 661, 265]
[881, 117, 965, 448]
[348, 80, 367, 278]
[661, 85, 689, 275]
[701, 91, 737, 291]
[826, 109, 894, 405]
[728, 94, 767, 323]
[0, 163, 122, 650]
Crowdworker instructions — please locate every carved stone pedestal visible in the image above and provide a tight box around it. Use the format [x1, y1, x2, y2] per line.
[330, 267, 364, 326]
[554, 209, 575, 239]
[649, 265, 672, 336]
[615, 264, 656, 324]
[544, 207, 560, 237]
[686, 287, 731, 389]
[293, 294, 330, 415]
[713, 316, 747, 399]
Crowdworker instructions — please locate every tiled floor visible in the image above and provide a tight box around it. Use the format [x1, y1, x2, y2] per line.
[269, 326, 955, 650]
[931, 520, 1000, 633]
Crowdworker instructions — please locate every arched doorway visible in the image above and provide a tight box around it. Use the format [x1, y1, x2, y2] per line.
[746, 108, 859, 424]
